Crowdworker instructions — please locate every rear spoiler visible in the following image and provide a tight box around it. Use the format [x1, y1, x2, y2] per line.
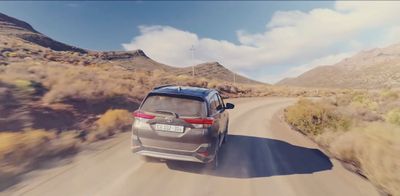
[153, 84, 176, 90]
[147, 92, 205, 102]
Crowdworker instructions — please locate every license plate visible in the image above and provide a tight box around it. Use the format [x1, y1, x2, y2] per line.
[155, 124, 184, 133]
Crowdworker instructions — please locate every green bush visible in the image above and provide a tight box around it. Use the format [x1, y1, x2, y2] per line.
[284, 99, 350, 135]
[380, 89, 399, 101]
[13, 79, 35, 93]
[351, 94, 379, 111]
[90, 109, 132, 141]
[385, 109, 400, 126]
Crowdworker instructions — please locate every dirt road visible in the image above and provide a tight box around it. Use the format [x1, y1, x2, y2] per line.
[2, 97, 380, 196]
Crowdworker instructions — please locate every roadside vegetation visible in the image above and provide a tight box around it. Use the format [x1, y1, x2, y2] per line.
[284, 90, 400, 195]
[89, 109, 132, 141]
[0, 60, 346, 182]
[0, 129, 78, 188]
[0, 61, 341, 103]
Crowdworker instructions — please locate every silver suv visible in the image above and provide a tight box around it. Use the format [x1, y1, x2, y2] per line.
[131, 85, 234, 168]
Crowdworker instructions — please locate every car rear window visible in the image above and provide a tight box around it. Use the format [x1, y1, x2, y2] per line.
[141, 94, 206, 117]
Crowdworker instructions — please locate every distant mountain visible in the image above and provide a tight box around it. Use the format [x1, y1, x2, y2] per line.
[0, 12, 86, 53]
[176, 62, 262, 84]
[0, 12, 262, 84]
[277, 44, 400, 89]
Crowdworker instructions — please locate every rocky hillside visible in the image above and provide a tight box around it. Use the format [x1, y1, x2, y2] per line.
[0, 12, 175, 71]
[0, 12, 86, 53]
[0, 12, 261, 84]
[176, 62, 262, 84]
[277, 44, 400, 89]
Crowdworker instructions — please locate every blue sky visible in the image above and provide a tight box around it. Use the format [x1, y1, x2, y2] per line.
[0, 1, 332, 50]
[1, 1, 400, 83]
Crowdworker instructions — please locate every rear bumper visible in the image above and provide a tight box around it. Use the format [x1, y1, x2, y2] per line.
[131, 139, 214, 163]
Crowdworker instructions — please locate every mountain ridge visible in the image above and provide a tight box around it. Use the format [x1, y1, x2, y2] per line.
[277, 43, 400, 89]
[0, 12, 86, 53]
[0, 12, 262, 84]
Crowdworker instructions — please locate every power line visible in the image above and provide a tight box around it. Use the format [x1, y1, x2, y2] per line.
[190, 45, 195, 77]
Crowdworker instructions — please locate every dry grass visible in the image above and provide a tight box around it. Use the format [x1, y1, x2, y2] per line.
[380, 89, 399, 101]
[350, 93, 379, 111]
[328, 123, 400, 195]
[0, 60, 349, 184]
[386, 108, 400, 126]
[0, 61, 347, 105]
[285, 99, 350, 135]
[285, 94, 400, 195]
[0, 130, 53, 163]
[0, 129, 77, 173]
[0, 129, 78, 189]
[90, 109, 132, 141]
[0, 62, 149, 103]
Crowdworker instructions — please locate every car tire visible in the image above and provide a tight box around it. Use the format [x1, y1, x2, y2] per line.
[205, 138, 219, 170]
[206, 151, 218, 170]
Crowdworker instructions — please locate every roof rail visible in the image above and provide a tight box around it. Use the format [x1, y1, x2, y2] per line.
[153, 84, 176, 90]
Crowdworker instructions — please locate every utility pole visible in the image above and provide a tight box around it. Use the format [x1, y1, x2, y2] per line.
[190, 45, 195, 77]
[233, 72, 236, 85]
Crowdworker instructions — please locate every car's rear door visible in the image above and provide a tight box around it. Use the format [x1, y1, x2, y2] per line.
[208, 93, 224, 146]
[216, 93, 228, 133]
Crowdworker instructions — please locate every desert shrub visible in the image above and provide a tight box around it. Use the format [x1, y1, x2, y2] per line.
[0, 130, 53, 165]
[351, 94, 379, 111]
[0, 81, 33, 130]
[378, 97, 400, 114]
[385, 108, 400, 126]
[0, 129, 78, 176]
[13, 79, 31, 89]
[40, 65, 146, 103]
[285, 99, 350, 135]
[285, 93, 400, 195]
[6, 52, 17, 57]
[1, 61, 346, 103]
[334, 93, 354, 106]
[329, 123, 400, 195]
[380, 89, 399, 101]
[12, 79, 35, 93]
[91, 109, 132, 140]
[207, 80, 219, 89]
[353, 107, 382, 122]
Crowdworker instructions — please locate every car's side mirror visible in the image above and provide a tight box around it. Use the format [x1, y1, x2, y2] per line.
[225, 103, 235, 109]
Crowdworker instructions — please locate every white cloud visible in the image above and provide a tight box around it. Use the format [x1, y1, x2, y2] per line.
[122, 26, 203, 66]
[122, 1, 400, 82]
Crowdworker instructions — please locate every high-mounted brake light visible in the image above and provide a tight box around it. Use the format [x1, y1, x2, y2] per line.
[183, 118, 214, 125]
[133, 111, 155, 119]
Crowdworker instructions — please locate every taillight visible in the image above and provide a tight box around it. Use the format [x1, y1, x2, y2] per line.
[198, 151, 209, 157]
[183, 118, 214, 128]
[183, 118, 214, 124]
[133, 111, 155, 119]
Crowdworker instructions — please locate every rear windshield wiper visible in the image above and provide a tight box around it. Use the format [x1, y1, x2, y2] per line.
[154, 110, 179, 118]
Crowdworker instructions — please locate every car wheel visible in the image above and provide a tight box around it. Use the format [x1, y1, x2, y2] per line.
[222, 132, 228, 144]
[205, 139, 219, 170]
[213, 151, 219, 169]
[206, 150, 218, 170]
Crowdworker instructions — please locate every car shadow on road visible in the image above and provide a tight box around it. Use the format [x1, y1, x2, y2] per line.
[166, 134, 333, 178]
